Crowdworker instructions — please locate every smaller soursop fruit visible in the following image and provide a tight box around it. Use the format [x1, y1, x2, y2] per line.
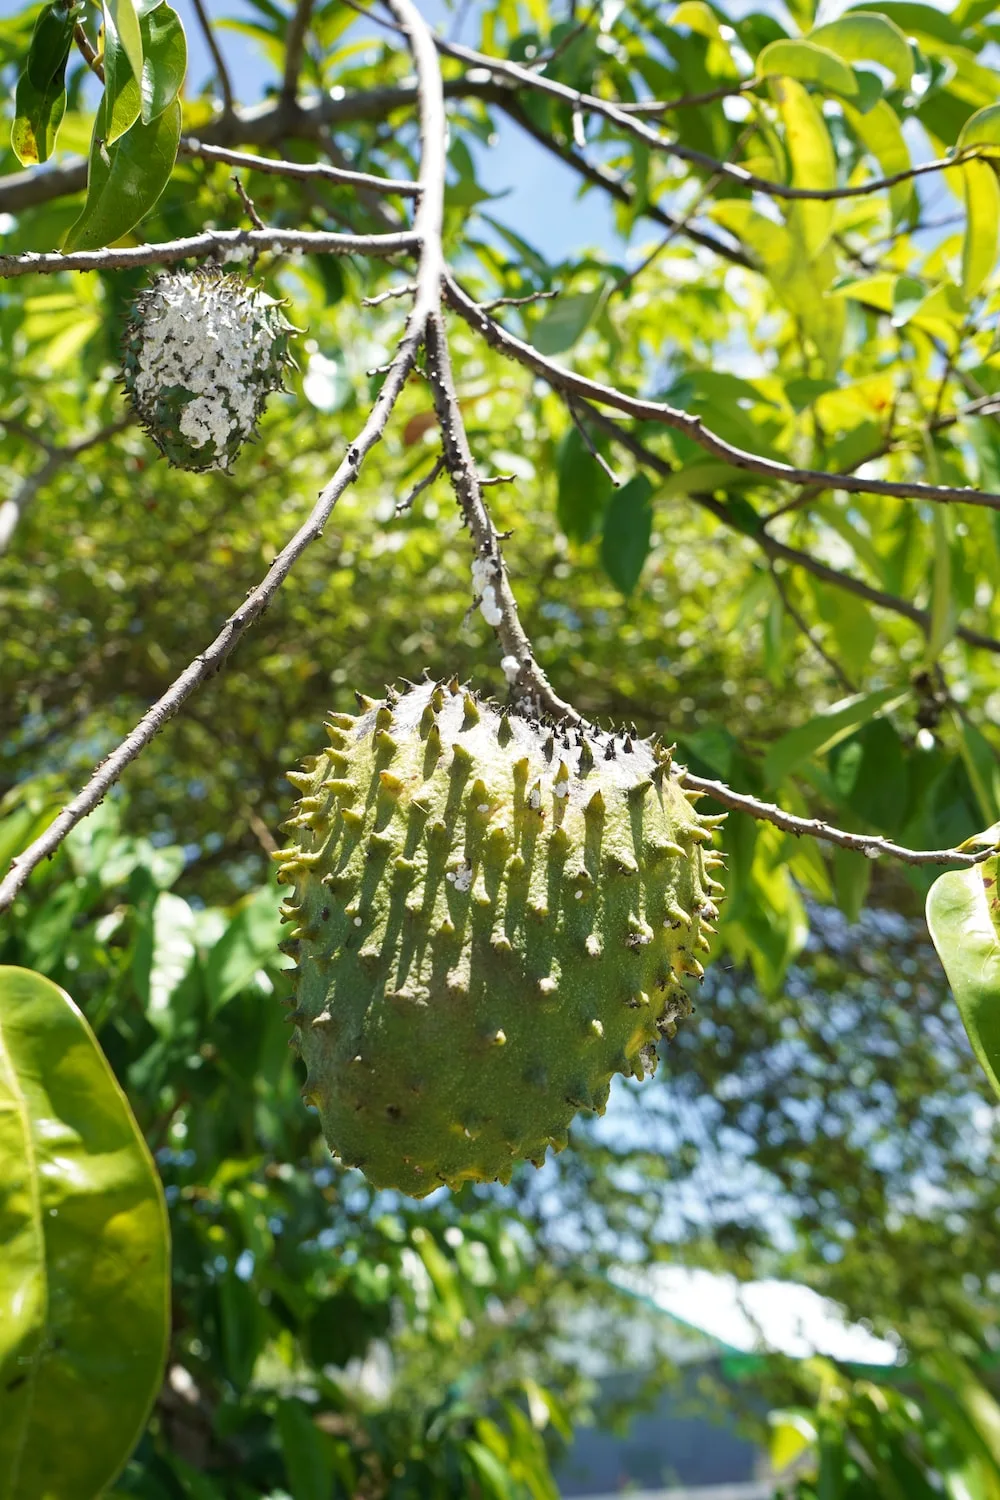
[121, 267, 296, 472]
[276, 681, 726, 1197]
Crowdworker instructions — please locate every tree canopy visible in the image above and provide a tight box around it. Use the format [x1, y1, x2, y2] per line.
[4, 0, 1000, 1493]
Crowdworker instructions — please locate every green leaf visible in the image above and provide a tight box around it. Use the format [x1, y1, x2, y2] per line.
[275, 1400, 334, 1500]
[103, 25, 141, 146]
[600, 475, 653, 596]
[808, 12, 913, 90]
[0, 966, 170, 1500]
[832, 845, 872, 922]
[556, 424, 615, 543]
[529, 285, 604, 356]
[63, 95, 181, 252]
[927, 859, 1000, 1100]
[956, 715, 1000, 827]
[104, 0, 144, 87]
[842, 99, 915, 226]
[763, 686, 905, 788]
[961, 159, 1000, 300]
[133, 889, 197, 1030]
[927, 505, 955, 662]
[958, 102, 1000, 155]
[758, 38, 860, 98]
[10, 3, 75, 165]
[204, 883, 282, 1013]
[772, 75, 837, 259]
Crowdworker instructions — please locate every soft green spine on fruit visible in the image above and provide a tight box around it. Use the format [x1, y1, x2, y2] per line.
[276, 680, 725, 1198]
[121, 267, 297, 473]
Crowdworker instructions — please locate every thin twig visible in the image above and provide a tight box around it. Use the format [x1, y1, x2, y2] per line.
[396, 453, 445, 513]
[184, 138, 420, 196]
[190, 0, 234, 116]
[568, 400, 621, 486]
[481, 473, 516, 486]
[434, 36, 989, 205]
[618, 80, 758, 114]
[0, 225, 418, 279]
[677, 769, 991, 868]
[231, 174, 265, 230]
[768, 561, 857, 695]
[72, 21, 104, 81]
[497, 96, 751, 270]
[424, 313, 578, 722]
[0, 0, 446, 915]
[363, 282, 417, 306]
[281, 0, 315, 103]
[444, 277, 1000, 513]
[479, 288, 561, 311]
[577, 398, 1000, 660]
[0, 417, 131, 557]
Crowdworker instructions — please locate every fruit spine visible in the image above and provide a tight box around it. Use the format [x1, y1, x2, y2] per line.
[121, 268, 296, 472]
[276, 680, 725, 1197]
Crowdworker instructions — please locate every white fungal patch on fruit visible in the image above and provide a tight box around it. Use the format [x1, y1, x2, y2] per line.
[122, 269, 296, 473]
[447, 862, 474, 892]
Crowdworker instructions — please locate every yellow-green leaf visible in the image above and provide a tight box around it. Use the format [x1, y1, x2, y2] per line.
[0, 966, 170, 1500]
[758, 38, 859, 98]
[808, 12, 913, 90]
[958, 101, 1000, 157]
[771, 75, 836, 259]
[842, 98, 915, 226]
[961, 159, 1000, 299]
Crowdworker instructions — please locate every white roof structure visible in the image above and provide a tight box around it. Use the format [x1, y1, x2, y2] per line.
[611, 1265, 899, 1366]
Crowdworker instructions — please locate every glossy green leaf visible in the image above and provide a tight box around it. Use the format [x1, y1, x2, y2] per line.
[529, 285, 604, 356]
[957, 715, 1000, 828]
[103, 24, 141, 146]
[958, 102, 1000, 156]
[204, 883, 281, 1013]
[104, 0, 144, 88]
[808, 12, 913, 90]
[927, 859, 1000, 1100]
[961, 160, 1000, 299]
[0, 966, 170, 1500]
[764, 687, 905, 788]
[139, 2, 186, 122]
[63, 95, 181, 253]
[10, 2, 74, 165]
[927, 505, 955, 662]
[758, 38, 859, 98]
[556, 424, 615, 543]
[133, 889, 196, 1030]
[600, 474, 653, 596]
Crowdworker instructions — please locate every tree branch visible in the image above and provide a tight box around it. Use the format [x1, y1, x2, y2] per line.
[0, 417, 131, 557]
[677, 771, 992, 868]
[424, 312, 579, 721]
[190, 0, 234, 117]
[0, 225, 417, 279]
[435, 35, 987, 205]
[444, 276, 1000, 513]
[0, 0, 445, 915]
[576, 399, 1000, 661]
[281, 0, 315, 103]
[183, 138, 420, 195]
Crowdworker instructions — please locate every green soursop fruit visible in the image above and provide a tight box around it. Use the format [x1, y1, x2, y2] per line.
[121, 267, 296, 472]
[276, 680, 725, 1197]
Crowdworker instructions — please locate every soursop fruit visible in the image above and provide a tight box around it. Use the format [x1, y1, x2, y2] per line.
[275, 679, 725, 1196]
[121, 268, 296, 472]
